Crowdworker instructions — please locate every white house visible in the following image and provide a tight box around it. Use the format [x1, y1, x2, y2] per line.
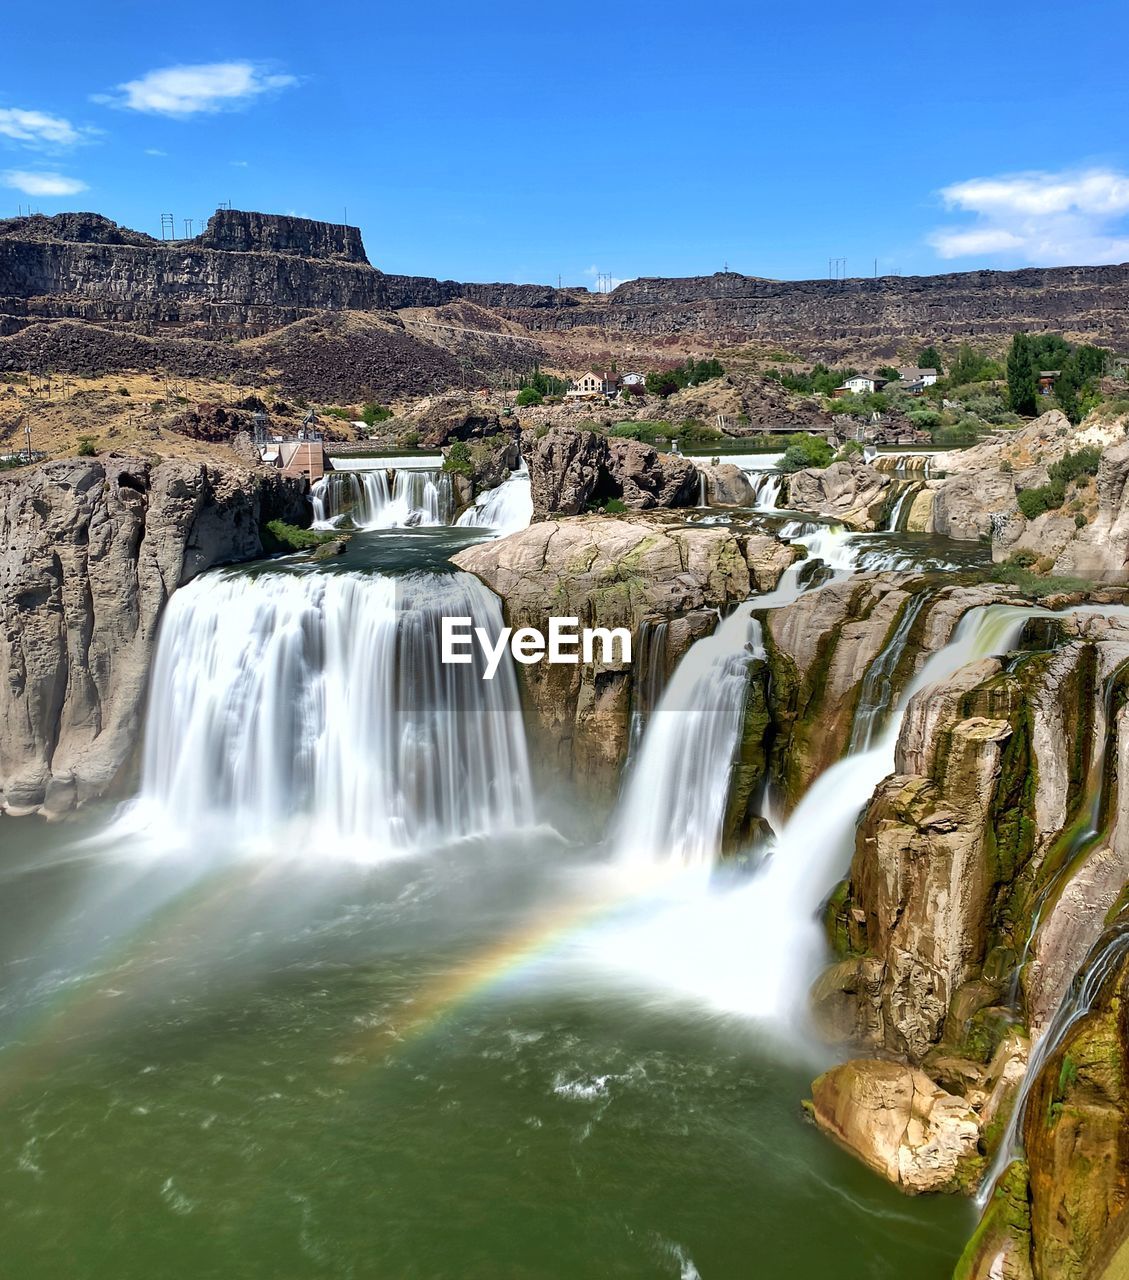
[566, 372, 620, 399]
[834, 374, 887, 396]
[622, 372, 646, 388]
[896, 366, 938, 386]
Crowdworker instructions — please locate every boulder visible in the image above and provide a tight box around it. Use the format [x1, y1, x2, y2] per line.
[453, 518, 798, 808]
[528, 426, 698, 518]
[698, 462, 756, 506]
[808, 1058, 981, 1193]
[785, 459, 891, 529]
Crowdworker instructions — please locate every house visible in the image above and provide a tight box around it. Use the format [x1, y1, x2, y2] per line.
[1039, 370, 1061, 395]
[566, 371, 621, 399]
[622, 373, 646, 388]
[896, 366, 938, 387]
[833, 374, 888, 396]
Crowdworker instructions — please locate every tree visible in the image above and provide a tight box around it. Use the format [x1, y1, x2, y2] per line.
[918, 345, 944, 374]
[515, 387, 543, 406]
[949, 344, 993, 387]
[876, 366, 901, 381]
[778, 433, 834, 472]
[1006, 333, 1038, 416]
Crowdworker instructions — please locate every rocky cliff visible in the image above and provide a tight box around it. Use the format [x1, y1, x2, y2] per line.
[453, 517, 797, 810]
[0, 455, 307, 815]
[4, 208, 1129, 350]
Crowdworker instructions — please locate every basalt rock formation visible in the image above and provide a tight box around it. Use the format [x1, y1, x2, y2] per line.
[5, 209, 1129, 354]
[453, 517, 797, 808]
[796, 589, 1129, 1280]
[527, 426, 699, 518]
[0, 455, 308, 815]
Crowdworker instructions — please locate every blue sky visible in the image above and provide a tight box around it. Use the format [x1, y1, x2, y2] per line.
[3, 0, 1129, 286]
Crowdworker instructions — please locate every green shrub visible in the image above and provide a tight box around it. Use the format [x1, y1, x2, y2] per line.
[360, 401, 392, 426]
[77, 436, 98, 457]
[1017, 484, 1064, 519]
[323, 406, 352, 421]
[515, 387, 543, 407]
[261, 520, 339, 553]
[604, 498, 628, 513]
[398, 429, 421, 448]
[1075, 512, 1088, 528]
[779, 433, 834, 472]
[442, 441, 473, 476]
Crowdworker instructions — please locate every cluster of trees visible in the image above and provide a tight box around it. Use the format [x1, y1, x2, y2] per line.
[516, 367, 570, 406]
[644, 357, 725, 398]
[1006, 334, 1107, 422]
[1016, 446, 1101, 519]
[765, 362, 857, 396]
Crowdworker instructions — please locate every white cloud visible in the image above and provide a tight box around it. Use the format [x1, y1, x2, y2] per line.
[97, 61, 297, 117]
[2, 169, 89, 196]
[0, 108, 91, 149]
[144, 147, 167, 157]
[230, 159, 249, 167]
[929, 166, 1129, 265]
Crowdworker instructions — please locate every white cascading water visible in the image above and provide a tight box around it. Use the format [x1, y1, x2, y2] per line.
[125, 568, 533, 855]
[614, 522, 861, 868]
[455, 463, 534, 537]
[883, 482, 923, 532]
[749, 471, 783, 511]
[616, 604, 766, 868]
[977, 927, 1129, 1208]
[311, 468, 454, 529]
[597, 604, 1034, 1034]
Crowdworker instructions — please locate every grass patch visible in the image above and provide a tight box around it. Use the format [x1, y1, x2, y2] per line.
[987, 563, 1094, 596]
[261, 520, 341, 554]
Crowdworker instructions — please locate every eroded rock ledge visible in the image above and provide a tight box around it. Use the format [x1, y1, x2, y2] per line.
[0, 456, 308, 815]
[453, 517, 798, 807]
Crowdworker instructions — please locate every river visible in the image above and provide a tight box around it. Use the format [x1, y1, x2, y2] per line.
[0, 504, 988, 1279]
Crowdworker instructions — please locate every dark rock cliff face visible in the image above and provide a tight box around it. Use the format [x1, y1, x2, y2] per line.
[3, 208, 1129, 347]
[0, 456, 308, 816]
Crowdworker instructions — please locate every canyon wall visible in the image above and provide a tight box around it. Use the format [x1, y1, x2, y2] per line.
[3, 209, 1129, 348]
[0, 455, 308, 816]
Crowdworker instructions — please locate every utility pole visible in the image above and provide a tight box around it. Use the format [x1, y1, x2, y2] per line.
[160, 213, 175, 240]
[23, 414, 32, 463]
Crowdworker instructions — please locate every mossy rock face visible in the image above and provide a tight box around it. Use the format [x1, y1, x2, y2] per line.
[953, 1159, 1033, 1280]
[722, 662, 772, 852]
[1023, 956, 1129, 1280]
[963, 1006, 1023, 1065]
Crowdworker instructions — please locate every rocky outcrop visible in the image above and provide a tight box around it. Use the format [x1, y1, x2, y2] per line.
[527, 427, 699, 518]
[698, 462, 756, 506]
[784, 460, 893, 529]
[452, 517, 798, 807]
[0, 456, 307, 815]
[1053, 438, 1129, 581]
[809, 1059, 981, 1193]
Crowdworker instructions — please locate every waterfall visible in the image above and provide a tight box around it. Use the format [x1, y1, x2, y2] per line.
[614, 519, 878, 868]
[883, 482, 923, 532]
[626, 620, 671, 762]
[748, 471, 784, 511]
[311, 468, 454, 529]
[456, 464, 533, 536]
[698, 472, 709, 507]
[595, 605, 1035, 1027]
[129, 567, 533, 854]
[847, 591, 933, 753]
[977, 927, 1129, 1208]
[616, 605, 765, 867]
